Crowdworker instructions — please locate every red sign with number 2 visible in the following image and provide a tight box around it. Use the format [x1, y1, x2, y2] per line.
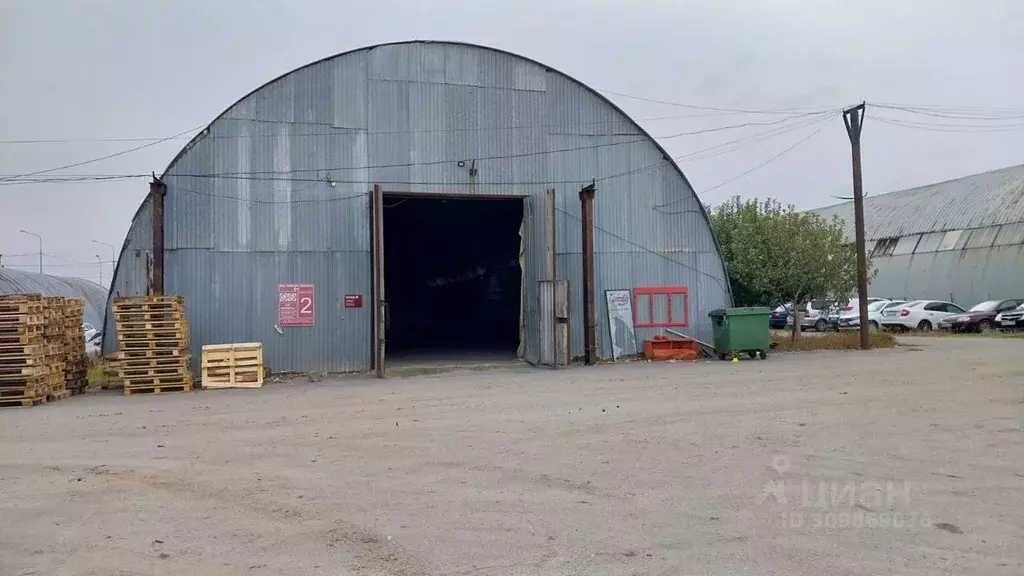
[278, 284, 315, 327]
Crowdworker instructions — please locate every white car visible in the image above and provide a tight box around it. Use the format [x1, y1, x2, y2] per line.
[880, 300, 965, 331]
[83, 323, 97, 341]
[829, 297, 890, 329]
[867, 300, 907, 329]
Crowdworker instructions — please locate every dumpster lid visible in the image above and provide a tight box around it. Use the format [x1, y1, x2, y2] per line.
[720, 306, 771, 316]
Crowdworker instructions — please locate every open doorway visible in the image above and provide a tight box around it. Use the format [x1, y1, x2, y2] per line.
[381, 194, 523, 364]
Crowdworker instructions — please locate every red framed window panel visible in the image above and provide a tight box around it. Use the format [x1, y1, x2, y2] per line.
[633, 286, 690, 327]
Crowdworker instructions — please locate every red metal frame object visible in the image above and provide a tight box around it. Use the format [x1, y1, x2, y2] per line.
[633, 286, 689, 327]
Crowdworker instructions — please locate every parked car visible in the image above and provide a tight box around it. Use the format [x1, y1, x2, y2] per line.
[995, 302, 1024, 331]
[868, 300, 907, 329]
[938, 299, 1024, 332]
[828, 297, 889, 329]
[85, 330, 103, 358]
[880, 300, 965, 331]
[833, 299, 897, 329]
[799, 299, 836, 332]
[770, 305, 790, 329]
[83, 322, 97, 341]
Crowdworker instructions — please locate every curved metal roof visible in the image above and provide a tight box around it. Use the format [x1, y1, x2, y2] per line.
[0, 269, 108, 327]
[811, 163, 1024, 240]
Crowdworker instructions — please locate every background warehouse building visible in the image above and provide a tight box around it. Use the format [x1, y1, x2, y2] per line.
[812, 163, 1024, 306]
[0, 269, 107, 327]
[102, 41, 731, 373]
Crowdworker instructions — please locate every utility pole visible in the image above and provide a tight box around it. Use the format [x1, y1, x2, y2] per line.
[96, 255, 103, 286]
[843, 102, 870, 350]
[19, 229, 43, 274]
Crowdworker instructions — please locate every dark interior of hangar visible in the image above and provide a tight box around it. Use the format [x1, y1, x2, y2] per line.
[382, 195, 523, 359]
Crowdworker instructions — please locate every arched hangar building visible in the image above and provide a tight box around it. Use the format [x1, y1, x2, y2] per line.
[102, 41, 731, 373]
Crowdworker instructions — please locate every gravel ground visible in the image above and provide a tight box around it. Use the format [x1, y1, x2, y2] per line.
[1, 336, 1022, 576]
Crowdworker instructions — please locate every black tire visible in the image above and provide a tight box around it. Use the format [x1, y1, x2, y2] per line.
[869, 320, 879, 330]
[917, 320, 932, 331]
[815, 319, 827, 332]
[717, 352, 727, 361]
[977, 319, 994, 333]
[759, 350, 767, 359]
[748, 351, 757, 359]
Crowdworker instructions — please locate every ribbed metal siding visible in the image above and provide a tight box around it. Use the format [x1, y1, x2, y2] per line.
[869, 244, 1024, 306]
[104, 41, 730, 370]
[811, 164, 1024, 240]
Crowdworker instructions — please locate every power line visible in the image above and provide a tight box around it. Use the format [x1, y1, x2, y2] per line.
[869, 103, 1024, 121]
[655, 112, 839, 210]
[555, 206, 726, 290]
[696, 113, 838, 195]
[170, 161, 671, 205]
[0, 111, 823, 145]
[871, 116, 1024, 133]
[652, 111, 834, 139]
[596, 88, 841, 115]
[672, 113, 835, 162]
[0, 125, 205, 182]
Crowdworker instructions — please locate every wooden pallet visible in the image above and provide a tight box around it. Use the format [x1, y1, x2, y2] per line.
[122, 374, 193, 387]
[119, 365, 190, 378]
[113, 301, 184, 313]
[0, 313, 44, 325]
[0, 386, 49, 398]
[0, 364, 48, 377]
[115, 295, 185, 305]
[118, 356, 190, 369]
[0, 355, 45, 367]
[0, 302, 45, 314]
[123, 384, 192, 396]
[0, 324, 44, 336]
[116, 320, 187, 331]
[117, 348, 186, 359]
[118, 329, 190, 341]
[119, 339, 190, 350]
[0, 396, 47, 408]
[201, 342, 264, 388]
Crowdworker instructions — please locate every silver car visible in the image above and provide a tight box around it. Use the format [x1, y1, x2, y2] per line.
[827, 297, 888, 329]
[799, 299, 836, 332]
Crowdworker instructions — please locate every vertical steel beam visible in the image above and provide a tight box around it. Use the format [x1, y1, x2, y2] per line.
[579, 183, 597, 365]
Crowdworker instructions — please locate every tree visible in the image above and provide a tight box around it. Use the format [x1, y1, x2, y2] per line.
[708, 197, 869, 338]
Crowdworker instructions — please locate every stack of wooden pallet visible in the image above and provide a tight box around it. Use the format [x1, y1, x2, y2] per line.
[61, 298, 87, 394]
[201, 342, 264, 389]
[0, 295, 51, 407]
[40, 297, 69, 400]
[101, 354, 122, 389]
[114, 295, 193, 396]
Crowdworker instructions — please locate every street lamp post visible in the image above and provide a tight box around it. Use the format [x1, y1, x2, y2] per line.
[92, 240, 116, 287]
[96, 255, 103, 286]
[19, 229, 42, 274]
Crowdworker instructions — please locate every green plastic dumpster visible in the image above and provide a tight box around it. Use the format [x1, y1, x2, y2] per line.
[708, 307, 771, 360]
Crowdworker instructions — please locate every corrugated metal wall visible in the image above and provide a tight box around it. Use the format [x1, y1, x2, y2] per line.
[103, 41, 730, 372]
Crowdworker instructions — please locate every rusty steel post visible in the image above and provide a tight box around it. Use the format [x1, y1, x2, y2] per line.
[579, 183, 597, 365]
[150, 179, 167, 296]
[843, 103, 870, 350]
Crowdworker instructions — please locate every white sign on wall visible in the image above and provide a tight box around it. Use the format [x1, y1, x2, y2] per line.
[605, 289, 638, 360]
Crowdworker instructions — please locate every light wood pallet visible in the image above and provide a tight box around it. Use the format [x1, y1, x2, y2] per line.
[124, 383, 192, 396]
[117, 347, 186, 359]
[201, 342, 264, 388]
[118, 329, 190, 342]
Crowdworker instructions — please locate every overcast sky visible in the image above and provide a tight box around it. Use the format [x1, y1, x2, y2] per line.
[2, 0, 1022, 284]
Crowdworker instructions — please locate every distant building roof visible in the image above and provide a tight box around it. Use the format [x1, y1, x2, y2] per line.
[0, 269, 108, 327]
[810, 163, 1024, 240]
